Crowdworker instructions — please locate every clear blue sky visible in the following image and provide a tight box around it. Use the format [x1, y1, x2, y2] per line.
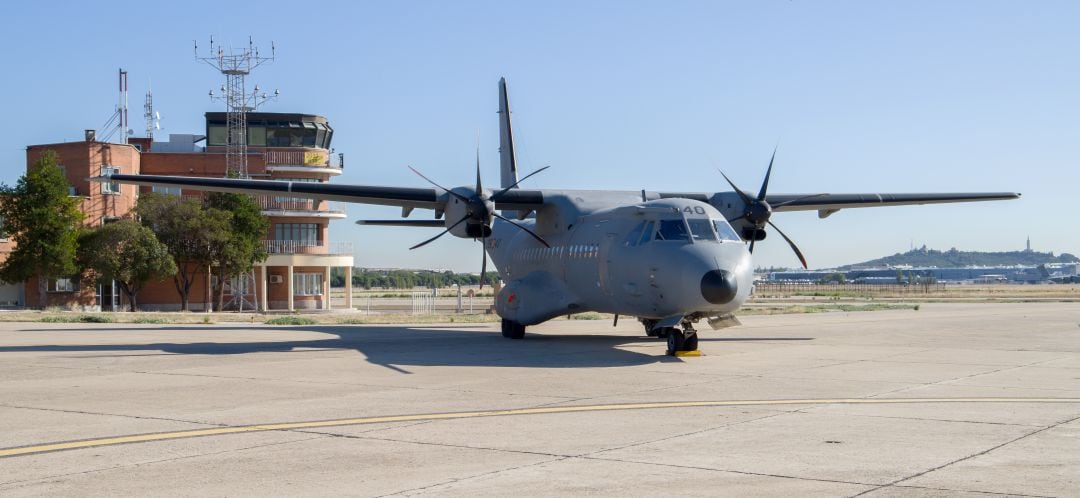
[3, 1, 1077, 272]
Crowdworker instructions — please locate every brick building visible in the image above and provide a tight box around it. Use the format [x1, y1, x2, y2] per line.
[12, 111, 355, 311]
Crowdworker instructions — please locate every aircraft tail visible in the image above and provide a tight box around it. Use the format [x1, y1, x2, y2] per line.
[498, 77, 518, 191]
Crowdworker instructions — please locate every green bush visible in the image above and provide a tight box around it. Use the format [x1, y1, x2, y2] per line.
[265, 316, 317, 326]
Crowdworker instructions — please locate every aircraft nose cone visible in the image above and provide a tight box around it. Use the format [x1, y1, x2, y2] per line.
[701, 269, 738, 305]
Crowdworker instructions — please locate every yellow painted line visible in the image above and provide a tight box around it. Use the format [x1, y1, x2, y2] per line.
[2, 397, 1078, 459]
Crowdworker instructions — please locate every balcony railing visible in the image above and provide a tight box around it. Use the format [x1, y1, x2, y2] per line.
[265, 240, 353, 255]
[255, 195, 347, 215]
[264, 150, 342, 170]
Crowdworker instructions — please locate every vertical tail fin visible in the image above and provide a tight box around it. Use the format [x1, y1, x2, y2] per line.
[498, 77, 518, 191]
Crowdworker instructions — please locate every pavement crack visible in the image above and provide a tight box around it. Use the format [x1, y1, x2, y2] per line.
[0, 402, 226, 429]
[852, 413, 1080, 496]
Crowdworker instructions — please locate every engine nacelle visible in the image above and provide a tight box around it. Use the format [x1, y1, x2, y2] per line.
[443, 186, 494, 239]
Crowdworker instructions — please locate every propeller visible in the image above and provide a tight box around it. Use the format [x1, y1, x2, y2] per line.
[406, 151, 550, 288]
[719, 148, 816, 269]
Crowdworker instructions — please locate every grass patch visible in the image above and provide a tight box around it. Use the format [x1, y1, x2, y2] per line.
[133, 317, 170, 324]
[39, 315, 116, 323]
[264, 316, 317, 326]
[569, 312, 604, 320]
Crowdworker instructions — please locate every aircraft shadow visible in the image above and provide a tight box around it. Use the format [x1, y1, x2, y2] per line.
[4, 325, 814, 371]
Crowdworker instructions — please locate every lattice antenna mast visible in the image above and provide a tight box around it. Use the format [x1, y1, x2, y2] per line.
[143, 79, 162, 142]
[196, 36, 278, 178]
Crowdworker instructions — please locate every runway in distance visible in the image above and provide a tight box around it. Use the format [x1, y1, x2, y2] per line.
[99, 78, 1020, 355]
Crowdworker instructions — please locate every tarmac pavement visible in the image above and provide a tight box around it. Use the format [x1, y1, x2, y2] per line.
[0, 302, 1078, 496]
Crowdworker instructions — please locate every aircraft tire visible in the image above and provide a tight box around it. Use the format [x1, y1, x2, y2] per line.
[682, 332, 698, 352]
[666, 329, 685, 356]
[502, 319, 525, 340]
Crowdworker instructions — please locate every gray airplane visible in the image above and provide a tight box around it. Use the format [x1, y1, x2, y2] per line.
[100, 78, 1019, 355]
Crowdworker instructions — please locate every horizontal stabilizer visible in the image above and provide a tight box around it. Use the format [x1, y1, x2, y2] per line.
[356, 220, 445, 227]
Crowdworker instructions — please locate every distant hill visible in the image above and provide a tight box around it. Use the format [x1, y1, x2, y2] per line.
[839, 246, 1079, 269]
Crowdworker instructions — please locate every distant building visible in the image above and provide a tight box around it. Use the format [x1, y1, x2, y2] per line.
[11, 111, 354, 311]
[768, 264, 1070, 284]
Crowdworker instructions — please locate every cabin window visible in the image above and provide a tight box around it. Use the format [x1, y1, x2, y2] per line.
[656, 219, 690, 242]
[713, 220, 741, 241]
[687, 219, 717, 242]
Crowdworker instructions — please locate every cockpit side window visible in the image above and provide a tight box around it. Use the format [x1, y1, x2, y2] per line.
[638, 221, 655, 245]
[624, 221, 645, 247]
[687, 219, 717, 242]
[713, 219, 741, 241]
[656, 219, 690, 242]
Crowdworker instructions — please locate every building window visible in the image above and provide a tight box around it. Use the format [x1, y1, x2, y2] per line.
[48, 278, 78, 293]
[294, 273, 323, 296]
[274, 223, 320, 245]
[152, 186, 181, 196]
[101, 166, 121, 194]
[207, 124, 227, 146]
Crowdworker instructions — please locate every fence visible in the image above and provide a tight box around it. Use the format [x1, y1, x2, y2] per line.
[264, 240, 354, 255]
[254, 195, 346, 214]
[754, 282, 948, 296]
[411, 291, 435, 314]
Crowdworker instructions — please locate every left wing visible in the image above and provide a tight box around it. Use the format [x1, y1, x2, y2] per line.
[99, 174, 546, 212]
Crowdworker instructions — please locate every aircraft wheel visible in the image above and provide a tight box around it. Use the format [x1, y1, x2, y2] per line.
[682, 332, 699, 352]
[666, 329, 686, 356]
[643, 320, 659, 337]
[655, 327, 672, 339]
[502, 319, 525, 340]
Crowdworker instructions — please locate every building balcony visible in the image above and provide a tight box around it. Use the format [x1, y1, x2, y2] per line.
[263, 150, 343, 176]
[255, 196, 347, 219]
[264, 240, 354, 255]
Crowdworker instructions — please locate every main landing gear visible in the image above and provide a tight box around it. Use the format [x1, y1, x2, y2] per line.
[501, 319, 525, 339]
[642, 319, 699, 356]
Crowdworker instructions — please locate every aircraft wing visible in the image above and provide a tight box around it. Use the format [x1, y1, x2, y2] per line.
[764, 192, 1021, 217]
[99, 174, 546, 212]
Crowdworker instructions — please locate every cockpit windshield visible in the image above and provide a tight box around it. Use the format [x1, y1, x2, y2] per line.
[656, 219, 690, 241]
[713, 219, 741, 241]
[687, 219, 717, 242]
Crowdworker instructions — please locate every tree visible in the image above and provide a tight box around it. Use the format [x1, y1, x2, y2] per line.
[79, 220, 177, 311]
[205, 192, 269, 311]
[0, 150, 85, 307]
[135, 193, 231, 311]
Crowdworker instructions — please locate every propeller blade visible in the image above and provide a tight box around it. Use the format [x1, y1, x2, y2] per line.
[408, 215, 470, 250]
[493, 165, 550, 198]
[479, 237, 488, 290]
[718, 169, 754, 206]
[493, 212, 551, 247]
[757, 147, 777, 201]
[408, 166, 469, 203]
[771, 193, 828, 209]
[767, 220, 808, 269]
[748, 238, 756, 254]
[475, 145, 483, 194]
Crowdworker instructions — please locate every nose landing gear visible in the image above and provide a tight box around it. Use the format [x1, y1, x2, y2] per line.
[665, 323, 699, 356]
[641, 319, 699, 355]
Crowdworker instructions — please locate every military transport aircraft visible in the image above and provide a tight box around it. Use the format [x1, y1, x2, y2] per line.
[97, 78, 1020, 355]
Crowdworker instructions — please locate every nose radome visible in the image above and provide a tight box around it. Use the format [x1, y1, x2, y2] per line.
[701, 269, 738, 304]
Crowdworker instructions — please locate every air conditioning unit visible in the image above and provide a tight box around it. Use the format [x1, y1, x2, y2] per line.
[269, 275, 283, 284]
